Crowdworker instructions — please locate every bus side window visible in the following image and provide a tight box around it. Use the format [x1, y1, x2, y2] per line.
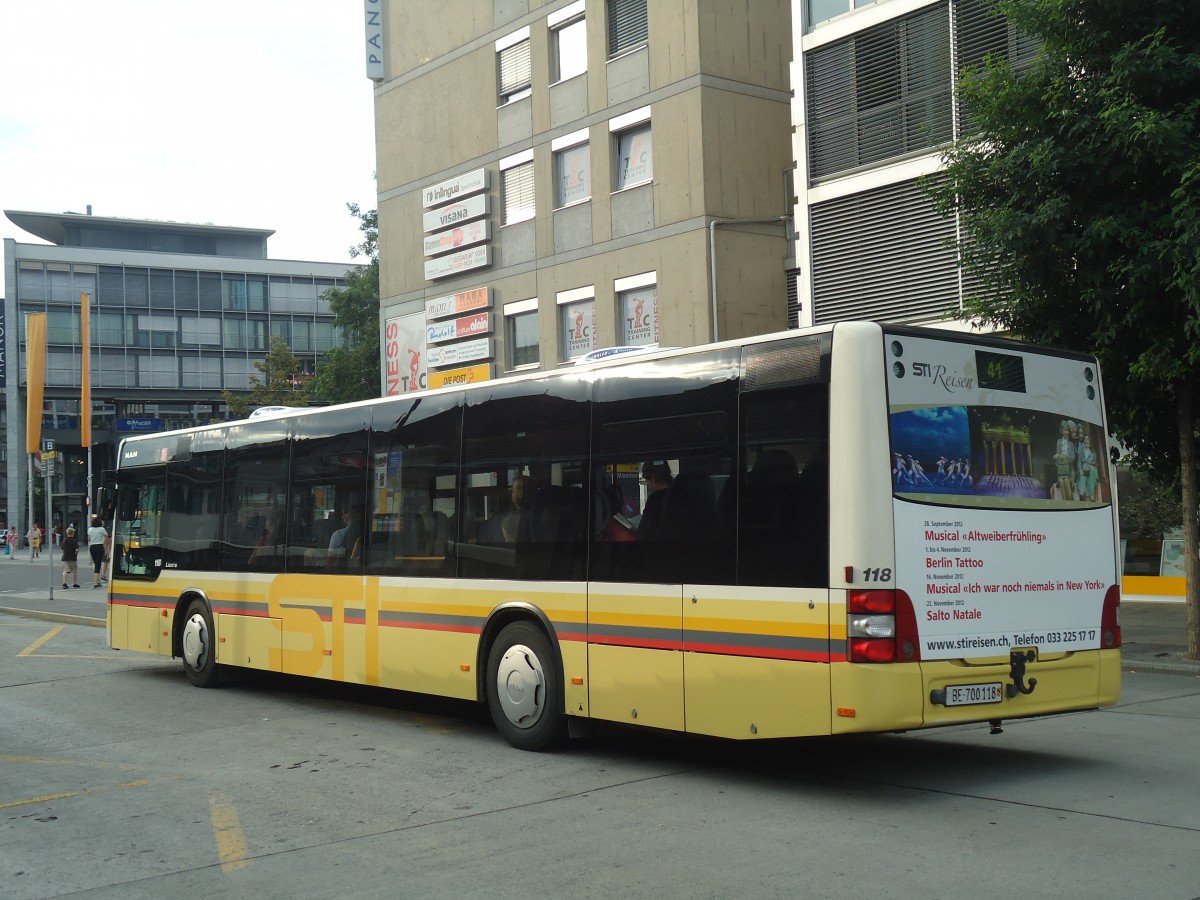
[221, 421, 289, 573]
[286, 407, 370, 575]
[367, 393, 462, 578]
[738, 385, 829, 588]
[460, 377, 589, 580]
[590, 349, 740, 586]
[163, 445, 222, 573]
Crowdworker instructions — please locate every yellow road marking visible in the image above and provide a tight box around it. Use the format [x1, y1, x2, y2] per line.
[0, 779, 151, 810]
[9, 624, 162, 660]
[18, 626, 63, 657]
[208, 789, 251, 873]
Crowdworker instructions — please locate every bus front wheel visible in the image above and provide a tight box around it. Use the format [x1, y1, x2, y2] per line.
[181, 599, 219, 688]
[486, 621, 566, 751]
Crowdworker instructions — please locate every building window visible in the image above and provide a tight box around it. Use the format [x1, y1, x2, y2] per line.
[224, 275, 248, 311]
[607, 0, 647, 58]
[550, 2, 587, 82]
[805, 4, 952, 180]
[505, 298, 540, 369]
[313, 322, 336, 352]
[615, 273, 658, 346]
[501, 156, 536, 224]
[96, 312, 126, 346]
[223, 356, 250, 390]
[181, 356, 221, 389]
[138, 355, 178, 389]
[497, 27, 532, 105]
[47, 309, 81, 345]
[17, 262, 47, 302]
[807, 0, 850, 29]
[613, 121, 652, 190]
[181, 317, 220, 347]
[150, 269, 174, 309]
[223, 319, 266, 351]
[557, 286, 596, 360]
[135, 314, 177, 349]
[174, 271, 199, 309]
[554, 132, 591, 207]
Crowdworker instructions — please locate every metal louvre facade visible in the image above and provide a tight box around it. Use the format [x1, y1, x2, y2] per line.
[799, 0, 1035, 327]
[806, 2, 953, 182]
[953, 0, 1039, 135]
[608, 0, 649, 58]
[809, 177, 958, 325]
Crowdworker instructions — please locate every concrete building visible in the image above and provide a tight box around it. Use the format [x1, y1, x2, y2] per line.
[2, 210, 349, 533]
[370, 0, 796, 391]
[366, 0, 1029, 385]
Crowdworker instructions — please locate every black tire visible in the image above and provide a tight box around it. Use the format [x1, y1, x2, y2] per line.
[180, 598, 220, 688]
[486, 621, 567, 751]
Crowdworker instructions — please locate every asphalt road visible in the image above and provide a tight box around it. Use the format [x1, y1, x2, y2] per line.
[2, 614, 1198, 899]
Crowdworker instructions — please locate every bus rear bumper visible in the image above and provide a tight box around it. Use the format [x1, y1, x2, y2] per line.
[831, 650, 1120, 734]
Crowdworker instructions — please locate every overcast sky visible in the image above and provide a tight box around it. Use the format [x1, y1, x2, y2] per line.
[0, 0, 377, 280]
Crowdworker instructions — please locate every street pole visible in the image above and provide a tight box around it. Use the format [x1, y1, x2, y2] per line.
[26, 453, 33, 561]
[45, 453, 53, 600]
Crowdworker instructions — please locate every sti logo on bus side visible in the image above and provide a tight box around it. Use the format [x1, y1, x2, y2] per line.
[912, 361, 975, 393]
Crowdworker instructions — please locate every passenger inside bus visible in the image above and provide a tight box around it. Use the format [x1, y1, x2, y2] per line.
[501, 474, 530, 542]
[636, 461, 672, 540]
[325, 506, 363, 572]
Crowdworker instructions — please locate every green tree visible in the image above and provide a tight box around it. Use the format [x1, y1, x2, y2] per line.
[924, 0, 1200, 657]
[310, 203, 381, 405]
[223, 336, 310, 419]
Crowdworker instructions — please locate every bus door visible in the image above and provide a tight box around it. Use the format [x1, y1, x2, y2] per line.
[680, 336, 835, 740]
[587, 348, 742, 732]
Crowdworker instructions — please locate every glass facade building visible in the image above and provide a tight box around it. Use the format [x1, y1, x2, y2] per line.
[2, 210, 349, 534]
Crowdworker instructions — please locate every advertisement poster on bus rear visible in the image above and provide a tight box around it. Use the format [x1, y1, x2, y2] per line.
[884, 332, 1118, 661]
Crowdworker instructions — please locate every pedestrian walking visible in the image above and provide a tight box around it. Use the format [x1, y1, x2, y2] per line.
[86, 516, 108, 589]
[61, 527, 80, 589]
[100, 526, 111, 583]
[5, 526, 16, 558]
[28, 524, 42, 558]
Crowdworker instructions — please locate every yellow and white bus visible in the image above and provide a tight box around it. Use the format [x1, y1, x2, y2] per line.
[108, 321, 1121, 750]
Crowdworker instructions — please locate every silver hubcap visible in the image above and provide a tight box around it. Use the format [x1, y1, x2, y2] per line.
[495, 643, 546, 729]
[181, 612, 209, 671]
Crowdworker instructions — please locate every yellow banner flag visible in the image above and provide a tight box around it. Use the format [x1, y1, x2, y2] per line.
[81, 292, 91, 447]
[25, 313, 47, 455]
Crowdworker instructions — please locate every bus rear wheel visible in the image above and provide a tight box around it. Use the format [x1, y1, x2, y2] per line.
[181, 599, 219, 688]
[486, 621, 566, 751]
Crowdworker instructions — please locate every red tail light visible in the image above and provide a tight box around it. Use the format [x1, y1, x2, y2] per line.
[847, 590, 920, 663]
[1101, 584, 1121, 649]
[849, 637, 896, 662]
[848, 590, 894, 614]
